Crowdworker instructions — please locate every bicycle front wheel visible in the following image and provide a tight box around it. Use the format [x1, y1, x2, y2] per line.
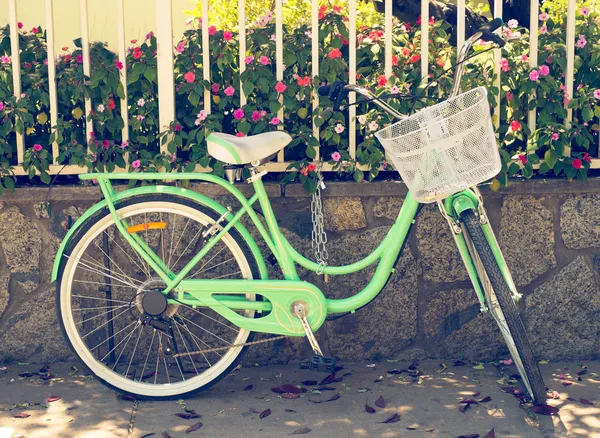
[460, 209, 547, 404]
[57, 194, 260, 399]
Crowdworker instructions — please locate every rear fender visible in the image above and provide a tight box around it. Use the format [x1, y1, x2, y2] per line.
[51, 185, 268, 282]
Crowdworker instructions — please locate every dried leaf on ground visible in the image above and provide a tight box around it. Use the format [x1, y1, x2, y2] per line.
[457, 434, 479, 438]
[244, 385, 254, 391]
[365, 402, 376, 414]
[580, 399, 594, 406]
[185, 422, 203, 433]
[479, 396, 492, 403]
[285, 409, 297, 413]
[301, 380, 318, 386]
[47, 396, 61, 403]
[561, 381, 573, 386]
[289, 426, 311, 435]
[13, 413, 31, 418]
[380, 413, 401, 423]
[577, 369, 588, 376]
[162, 432, 172, 438]
[120, 394, 137, 402]
[483, 428, 495, 438]
[281, 393, 300, 399]
[375, 396, 386, 408]
[249, 408, 260, 413]
[532, 404, 560, 416]
[500, 386, 524, 395]
[272, 384, 306, 394]
[260, 408, 272, 419]
[140, 434, 156, 438]
[175, 411, 200, 420]
[309, 393, 340, 403]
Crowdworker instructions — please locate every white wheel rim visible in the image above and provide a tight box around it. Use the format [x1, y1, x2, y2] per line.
[60, 202, 254, 397]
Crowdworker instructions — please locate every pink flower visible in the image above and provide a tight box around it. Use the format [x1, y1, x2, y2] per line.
[33, 144, 42, 152]
[145, 31, 154, 40]
[577, 36, 587, 48]
[224, 86, 235, 96]
[208, 26, 216, 36]
[233, 108, 244, 120]
[76, 55, 83, 63]
[210, 83, 220, 94]
[270, 117, 280, 125]
[539, 65, 550, 76]
[116, 59, 123, 70]
[390, 86, 400, 94]
[133, 47, 142, 60]
[499, 58, 510, 73]
[260, 55, 270, 65]
[573, 158, 583, 169]
[584, 153, 591, 163]
[1, 56, 10, 64]
[176, 41, 186, 53]
[551, 133, 559, 141]
[510, 120, 521, 131]
[577, 83, 584, 90]
[580, 7, 590, 16]
[137, 115, 145, 121]
[539, 12, 549, 21]
[334, 123, 344, 134]
[236, 132, 245, 137]
[17, 22, 23, 29]
[502, 358, 513, 365]
[31, 27, 39, 34]
[245, 56, 254, 64]
[377, 75, 387, 87]
[260, 110, 267, 117]
[560, 84, 567, 91]
[507, 19, 518, 29]
[275, 81, 287, 93]
[103, 140, 110, 149]
[331, 151, 341, 162]
[121, 141, 129, 149]
[132, 160, 141, 169]
[251, 110, 261, 122]
[518, 154, 527, 165]
[223, 31, 233, 41]
[594, 89, 600, 99]
[521, 54, 529, 62]
[0, 102, 3, 111]
[506, 91, 514, 101]
[546, 56, 552, 64]
[328, 48, 342, 59]
[197, 110, 208, 121]
[184, 71, 195, 83]
[43, 59, 48, 65]
[540, 25, 547, 34]
[529, 70, 539, 81]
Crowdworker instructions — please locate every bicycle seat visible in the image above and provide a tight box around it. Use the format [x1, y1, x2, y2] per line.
[207, 131, 292, 165]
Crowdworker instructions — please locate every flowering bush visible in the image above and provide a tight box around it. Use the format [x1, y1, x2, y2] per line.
[0, 2, 598, 194]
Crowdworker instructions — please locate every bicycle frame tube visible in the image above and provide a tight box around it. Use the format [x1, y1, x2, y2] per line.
[82, 172, 421, 317]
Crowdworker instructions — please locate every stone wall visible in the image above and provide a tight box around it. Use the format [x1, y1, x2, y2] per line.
[0, 178, 599, 365]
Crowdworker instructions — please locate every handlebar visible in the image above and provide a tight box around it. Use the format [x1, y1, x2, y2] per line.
[318, 18, 509, 120]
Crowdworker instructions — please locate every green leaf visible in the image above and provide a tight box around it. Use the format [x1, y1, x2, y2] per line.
[39, 172, 51, 184]
[116, 83, 125, 100]
[353, 169, 364, 182]
[242, 81, 254, 96]
[582, 106, 594, 122]
[269, 101, 282, 114]
[189, 92, 201, 107]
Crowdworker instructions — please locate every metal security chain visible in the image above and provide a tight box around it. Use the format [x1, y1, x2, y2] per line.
[311, 163, 329, 275]
[173, 335, 287, 359]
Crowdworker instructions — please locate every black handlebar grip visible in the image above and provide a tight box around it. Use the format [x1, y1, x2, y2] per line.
[318, 85, 331, 96]
[480, 17, 503, 33]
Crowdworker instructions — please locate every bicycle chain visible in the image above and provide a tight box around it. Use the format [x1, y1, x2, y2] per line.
[172, 335, 287, 358]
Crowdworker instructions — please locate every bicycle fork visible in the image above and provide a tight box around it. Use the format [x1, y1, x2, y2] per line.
[438, 188, 521, 313]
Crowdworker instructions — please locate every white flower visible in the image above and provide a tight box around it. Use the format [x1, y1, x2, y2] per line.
[305, 30, 312, 38]
[368, 121, 379, 132]
[507, 19, 518, 29]
[358, 115, 367, 125]
[334, 123, 345, 134]
[97, 104, 105, 112]
[137, 98, 145, 107]
[270, 34, 277, 41]
[194, 118, 202, 126]
[390, 86, 400, 94]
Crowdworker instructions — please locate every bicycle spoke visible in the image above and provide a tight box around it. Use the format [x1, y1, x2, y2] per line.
[92, 240, 145, 286]
[72, 279, 140, 290]
[72, 294, 131, 304]
[187, 245, 227, 279]
[173, 319, 202, 372]
[179, 315, 232, 345]
[108, 320, 141, 367]
[166, 213, 179, 270]
[155, 333, 163, 384]
[139, 329, 156, 382]
[78, 254, 144, 287]
[77, 304, 128, 326]
[187, 257, 235, 279]
[175, 317, 217, 364]
[180, 303, 239, 332]
[67, 255, 143, 290]
[170, 226, 203, 270]
[168, 217, 192, 269]
[90, 319, 138, 353]
[81, 307, 132, 340]
[210, 270, 242, 280]
[73, 304, 129, 312]
[124, 323, 143, 379]
[104, 230, 151, 280]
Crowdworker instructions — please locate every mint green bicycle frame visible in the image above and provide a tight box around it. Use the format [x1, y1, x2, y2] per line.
[52, 171, 516, 337]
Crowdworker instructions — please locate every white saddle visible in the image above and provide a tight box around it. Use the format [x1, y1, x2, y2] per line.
[207, 131, 292, 165]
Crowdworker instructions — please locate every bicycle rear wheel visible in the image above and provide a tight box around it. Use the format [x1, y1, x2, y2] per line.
[460, 209, 547, 404]
[57, 194, 260, 399]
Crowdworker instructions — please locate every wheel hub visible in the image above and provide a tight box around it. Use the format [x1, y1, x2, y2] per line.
[136, 278, 178, 318]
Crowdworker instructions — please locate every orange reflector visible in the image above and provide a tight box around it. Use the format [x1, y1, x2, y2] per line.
[126, 222, 167, 233]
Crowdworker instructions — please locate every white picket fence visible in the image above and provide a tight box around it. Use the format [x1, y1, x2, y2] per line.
[6, 0, 599, 176]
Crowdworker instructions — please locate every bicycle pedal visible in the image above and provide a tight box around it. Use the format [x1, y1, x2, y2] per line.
[302, 355, 336, 373]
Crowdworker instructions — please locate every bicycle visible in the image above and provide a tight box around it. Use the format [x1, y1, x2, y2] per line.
[53, 18, 547, 402]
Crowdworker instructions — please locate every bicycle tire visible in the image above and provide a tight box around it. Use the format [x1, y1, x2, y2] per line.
[56, 193, 261, 400]
[460, 209, 547, 404]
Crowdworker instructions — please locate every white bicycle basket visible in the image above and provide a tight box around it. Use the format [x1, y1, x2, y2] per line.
[375, 87, 501, 203]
